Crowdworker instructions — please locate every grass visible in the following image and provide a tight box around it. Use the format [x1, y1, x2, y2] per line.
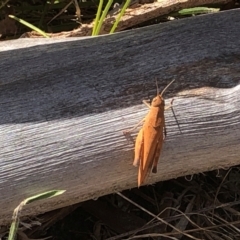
[0, 1, 224, 39]
[8, 15, 50, 38]
[7, 190, 65, 240]
[1, 0, 132, 38]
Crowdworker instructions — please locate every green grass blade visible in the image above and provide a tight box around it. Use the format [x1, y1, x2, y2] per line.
[8, 190, 65, 240]
[8, 15, 50, 38]
[178, 7, 220, 16]
[92, 0, 104, 35]
[94, 0, 113, 35]
[110, 0, 131, 33]
[7, 214, 19, 240]
[25, 190, 66, 204]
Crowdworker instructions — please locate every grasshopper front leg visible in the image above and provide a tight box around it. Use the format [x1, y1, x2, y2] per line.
[123, 99, 151, 134]
[164, 99, 174, 111]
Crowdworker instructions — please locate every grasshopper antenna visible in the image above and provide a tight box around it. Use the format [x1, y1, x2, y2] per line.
[161, 79, 175, 97]
[155, 78, 159, 95]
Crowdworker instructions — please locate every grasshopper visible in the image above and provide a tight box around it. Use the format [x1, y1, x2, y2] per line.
[125, 80, 174, 187]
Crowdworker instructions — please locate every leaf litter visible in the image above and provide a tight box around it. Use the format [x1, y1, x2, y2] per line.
[2, 167, 240, 240]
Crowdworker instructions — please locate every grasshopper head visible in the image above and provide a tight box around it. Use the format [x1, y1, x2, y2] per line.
[151, 95, 164, 107]
[152, 79, 175, 107]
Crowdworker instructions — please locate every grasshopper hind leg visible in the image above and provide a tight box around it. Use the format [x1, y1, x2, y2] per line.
[152, 128, 165, 173]
[152, 140, 162, 173]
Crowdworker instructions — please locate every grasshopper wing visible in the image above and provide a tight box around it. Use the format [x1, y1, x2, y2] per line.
[133, 128, 143, 167]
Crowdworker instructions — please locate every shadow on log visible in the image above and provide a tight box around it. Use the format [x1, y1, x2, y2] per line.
[0, 9, 240, 225]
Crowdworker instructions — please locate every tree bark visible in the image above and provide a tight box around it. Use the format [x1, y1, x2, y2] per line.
[0, 9, 240, 225]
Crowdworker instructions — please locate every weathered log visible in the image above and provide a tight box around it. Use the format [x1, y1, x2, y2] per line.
[0, 9, 240, 225]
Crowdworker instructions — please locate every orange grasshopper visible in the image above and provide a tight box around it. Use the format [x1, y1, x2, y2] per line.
[125, 80, 175, 187]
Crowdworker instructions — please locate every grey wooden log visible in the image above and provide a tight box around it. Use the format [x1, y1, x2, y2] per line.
[0, 9, 240, 225]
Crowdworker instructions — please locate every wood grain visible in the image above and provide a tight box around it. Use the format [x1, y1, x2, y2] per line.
[0, 9, 240, 225]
